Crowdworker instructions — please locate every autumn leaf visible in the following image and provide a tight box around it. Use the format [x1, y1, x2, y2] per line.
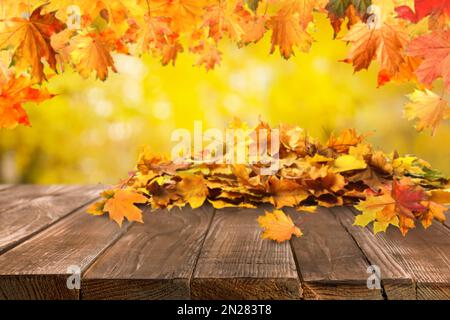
[0, 4, 65, 82]
[341, 22, 409, 84]
[268, 0, 321, 59]
[0, 75, 53, 129]
[258, 209, 302, 243]
[267, 176, 309, 208]
[203, 0, 245, 42]
[327, 128, 364, 153]
[177, 174, 209, 208]
[98, 189, 148, 226]
[326, 0, 372, 36]
[403, 89, 450, 135]
[69, 31, 117, 81]
[406, 29, 450, 92]
[395, 0, 450, 23]
[333, 154, 367, 173]
[151, 0, 212, 31]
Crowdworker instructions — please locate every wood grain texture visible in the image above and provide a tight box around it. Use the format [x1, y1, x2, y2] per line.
[82, 206, 214, 300]
[0, 207, 130, 300]
[0, 185, 69, 213]
[288, 207, 383, 300]
[335, 207, 450, 300]
[0, 185, 103, 254]
[191, 207, 301, 300]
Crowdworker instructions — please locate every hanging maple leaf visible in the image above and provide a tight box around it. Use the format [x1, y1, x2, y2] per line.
[0, 75, 53, 129]
[202, 0, 245, 42]
[395, 0, 450, 24]
[341, 22, 409, 84]
[68, 31, 117, 80]
[403, 89, 450, 135]
[326, 0, 372, 36]
[268, 0, 323, 59]
[406, 29, 450, 92]
[0, 4, 65, 83]
[258, 209, 303, 243]
[88, 188, 148, 226]
[151, 0, 212, 31]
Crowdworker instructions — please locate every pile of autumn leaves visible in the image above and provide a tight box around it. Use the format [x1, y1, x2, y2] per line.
[0, 0, 449, 132]
[88, 120, 450, 243]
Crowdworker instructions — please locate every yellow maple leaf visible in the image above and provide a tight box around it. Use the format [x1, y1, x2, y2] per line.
[258, 209, 302, 243]
[102, 189, 148, 226]
[0, 5, 65, 82]
[268, 0, 319, 59]
[333, 154, 367, 173]
[176, 174, 208, 208]
[428, 189, 450, 205]
[403, 89, 450, 136]
[342, 22, 408, 79]
[69, 32, 117, 81]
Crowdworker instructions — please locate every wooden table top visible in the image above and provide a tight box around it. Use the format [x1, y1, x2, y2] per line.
[0, 185, 449, 300]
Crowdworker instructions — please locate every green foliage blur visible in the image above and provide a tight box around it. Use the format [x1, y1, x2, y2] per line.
[0, 15, 449, 184]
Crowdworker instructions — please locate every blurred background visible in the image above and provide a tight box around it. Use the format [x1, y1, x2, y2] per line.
[0, 14, 449, 184]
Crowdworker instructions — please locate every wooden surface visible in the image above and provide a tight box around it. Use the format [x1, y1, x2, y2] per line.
[0, 185, 449, 300]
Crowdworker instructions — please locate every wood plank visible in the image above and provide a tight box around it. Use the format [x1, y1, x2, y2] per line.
[82, 206, 214, 300]
[0, 206, 131, 300]
[0, 185, 71, 214]
[334, 206, 450, 299]
[0, 185, 12, 191]
[287, 207, 383, 300]
[191, 207, 301, 300]
[0, 185, 103, 254]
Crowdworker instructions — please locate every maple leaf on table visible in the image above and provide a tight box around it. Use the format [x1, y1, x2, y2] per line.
[403, 89, 450, 135]
[258, 209, 302, 243]
[0, 4, 65, 83]
[406, 29, 450, 92]
[176, 174, 209, 208]
[88, 189, 148, 226]
[354, 178, 445, 235]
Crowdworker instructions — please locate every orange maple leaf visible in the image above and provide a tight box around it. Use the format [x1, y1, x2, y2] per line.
[102, 189, 148, 226]
[268, 0, 318, 59]
[0, 75, 53, 129]
[69, 32, 117, 81]
[0, 4, 65, 83]
[341, 22, 409, 83]
[258, 209, 302, 243]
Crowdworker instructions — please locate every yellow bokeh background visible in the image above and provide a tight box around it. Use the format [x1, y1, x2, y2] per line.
[0, 15, 449, 184]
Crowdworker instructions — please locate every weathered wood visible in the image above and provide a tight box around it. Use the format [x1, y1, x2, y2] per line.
[0, 207, 130, 300]
[0, 185, 103, 254]
[191, 207, 301, 300]
[82, 206, 214, 300]
[0, 185, 71, 214]
[335, 207, 450, 299]
[287, 207, 383, 300]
